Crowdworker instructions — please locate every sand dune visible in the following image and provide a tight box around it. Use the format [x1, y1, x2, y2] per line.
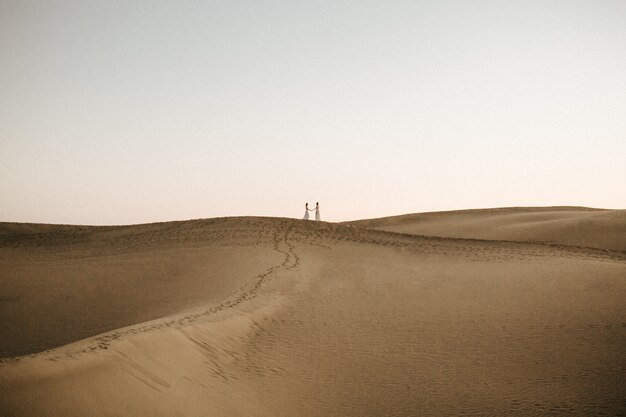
[1, 210, 625, 416]
[347, 206, 626, 251]
[0, 218, 285, 357]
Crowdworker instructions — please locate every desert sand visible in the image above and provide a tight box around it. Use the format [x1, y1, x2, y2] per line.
[1, 207, 625, 416]
[346, 206, 626, 251]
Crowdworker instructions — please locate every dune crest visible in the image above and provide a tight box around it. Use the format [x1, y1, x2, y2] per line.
[347, 206, 626, 251]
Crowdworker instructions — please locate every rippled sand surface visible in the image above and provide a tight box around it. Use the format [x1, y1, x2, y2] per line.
[1, 209, 625, 416]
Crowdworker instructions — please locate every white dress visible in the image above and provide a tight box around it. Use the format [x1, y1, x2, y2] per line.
[303, 210, 310, 220]
[315, 207, 321, 221]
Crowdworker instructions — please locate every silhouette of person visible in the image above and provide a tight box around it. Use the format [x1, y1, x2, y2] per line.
[303, 203, 310, 220]
[315, 202, 321, 221]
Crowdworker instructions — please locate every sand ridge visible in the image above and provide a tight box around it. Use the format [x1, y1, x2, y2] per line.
[346, 206, 626, 251]
[0, 217, 300, 358]
[1, 209, 625, 416]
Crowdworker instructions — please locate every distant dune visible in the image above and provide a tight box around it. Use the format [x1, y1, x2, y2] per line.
[1, 209, 625, 416]
[347, 206, 626, 251]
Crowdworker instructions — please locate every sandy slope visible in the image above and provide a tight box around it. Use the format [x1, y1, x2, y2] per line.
[1, 211, 625, 416]
[346, 206, 626, 251]
[0, 218, 284, 357]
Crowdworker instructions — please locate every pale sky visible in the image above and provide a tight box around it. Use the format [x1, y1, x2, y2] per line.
[1, 0, 625, 225]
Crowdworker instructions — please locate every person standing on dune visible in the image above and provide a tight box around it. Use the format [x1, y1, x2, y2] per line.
[303, 203, 310, 220]
[315, 202, 321, 221]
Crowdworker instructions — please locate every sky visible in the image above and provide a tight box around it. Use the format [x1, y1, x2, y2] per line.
[1, 0, 625, 225]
